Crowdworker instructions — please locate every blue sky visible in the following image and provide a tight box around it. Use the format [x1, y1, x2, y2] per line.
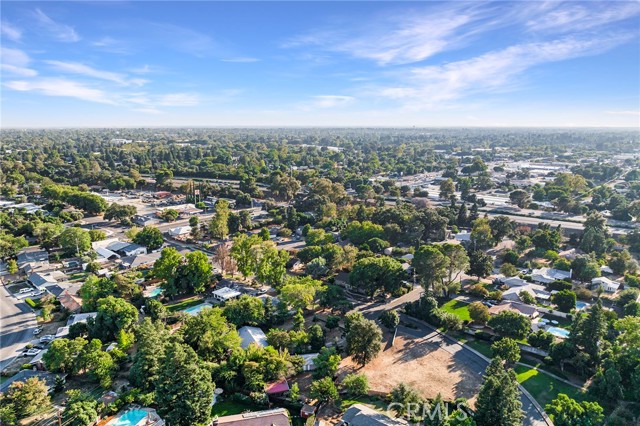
[1, 1, 639, 128]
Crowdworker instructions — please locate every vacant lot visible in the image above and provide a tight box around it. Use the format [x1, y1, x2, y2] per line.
[339, 331, 483, 407]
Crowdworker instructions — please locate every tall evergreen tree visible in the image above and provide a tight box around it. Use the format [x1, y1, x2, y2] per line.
[475, 358, 523, 426]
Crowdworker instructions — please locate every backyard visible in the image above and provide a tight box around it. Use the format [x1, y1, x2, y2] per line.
[515, 365, 587, 408]
[440, 299, 471, 322]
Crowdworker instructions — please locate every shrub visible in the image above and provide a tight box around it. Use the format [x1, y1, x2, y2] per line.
[469, 284, 489, 298]
[528, 330, 554, 350]
[625, 274, 640, 288]
[487, 290, 503, 301]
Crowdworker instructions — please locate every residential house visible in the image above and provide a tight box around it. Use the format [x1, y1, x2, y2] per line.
[592, 277, 620, 293]
[300, 353, 319, 372]
[167, 226, 192, 237]
[531, 268, 571, 285]
[57, 290, 82, 313]
[238, 326, 268, 349]
[120, 251, 164, 269]
[211, 408, 291, 426]
[265, 379, 289, 396]
[341, 403, 409, 426]
[489, 301, 539, 318]
[66, 312, 97, 327]
[502, 282, 550, 304]
[17, 248, 49, 271]
[212, 287, 242, 302]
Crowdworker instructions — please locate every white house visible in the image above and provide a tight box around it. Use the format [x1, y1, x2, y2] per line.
[592, 277, 620, 293]
[531, 267, 572, 284]
[168, 226, 192, 237]
[503, 282, 550, 303]
[300, 353, 319, 371]
[238, 326, 268, 349]
[211, 287, 242, 302]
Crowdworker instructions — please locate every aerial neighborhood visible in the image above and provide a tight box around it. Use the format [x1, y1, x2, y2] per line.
[0, 128, 639, 426]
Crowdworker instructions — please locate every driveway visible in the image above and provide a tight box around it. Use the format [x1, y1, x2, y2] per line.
[0, 284, 38, 371]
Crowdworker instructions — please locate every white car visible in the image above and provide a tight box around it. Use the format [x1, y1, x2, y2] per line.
[18, 288, 32, 294]
[24, 348, 41, 357]
[39, 335, 55, 343]
[33, 327, 43, 335]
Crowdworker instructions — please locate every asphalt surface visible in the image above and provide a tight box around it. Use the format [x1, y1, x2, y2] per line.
[0, 284, 37, 371]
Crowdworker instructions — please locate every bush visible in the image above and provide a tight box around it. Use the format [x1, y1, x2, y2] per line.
[325, 315, 340, 330]
[548, 280, 572, 292]
[625, 274, 640, 288]
[469, 284, 489, 298]
[528, 330, 554, 350]
[487, 290, 503, 301]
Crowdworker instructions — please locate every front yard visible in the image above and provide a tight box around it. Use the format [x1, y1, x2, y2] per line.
[515, 365, 587, 408]
[440, 299, 471, 322]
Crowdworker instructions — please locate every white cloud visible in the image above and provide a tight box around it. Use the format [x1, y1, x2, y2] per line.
[0, 47, 38, 77]
[376, 33, 635, 108]
[32, 8, 80, 42]
[309, 95, 355, 108]
[527, 2, 640, 33]
[4, 78, 114, 104]
[44, 60, 148, 86]
[1, 21, 22, 41]
[91, 37, 132, 54]
[221, 57, 260, 63]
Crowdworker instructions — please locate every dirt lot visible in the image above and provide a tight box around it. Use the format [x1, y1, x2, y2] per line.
[339, 331, 483, 407]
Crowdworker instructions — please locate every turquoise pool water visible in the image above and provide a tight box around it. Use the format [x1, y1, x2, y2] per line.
[183, 302, 213, 316]
[110, 410, 148, 426]
[547, 326, 570, 338]
[147, 288, 162, 298]
[575, 301, 589, 310]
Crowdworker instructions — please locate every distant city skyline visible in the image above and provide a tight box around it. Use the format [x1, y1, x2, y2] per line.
[1, 1, 639, 128]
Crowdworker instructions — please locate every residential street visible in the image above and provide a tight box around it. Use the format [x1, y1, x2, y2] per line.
[0, 284, 37, 371]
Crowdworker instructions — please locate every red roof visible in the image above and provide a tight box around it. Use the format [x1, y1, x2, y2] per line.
[265, 379, 289, 395]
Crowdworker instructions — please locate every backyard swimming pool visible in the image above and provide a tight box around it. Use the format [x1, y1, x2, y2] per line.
[146, 288, 162, 298]
[183, 302, 213, 316]
[575, 301, 589, 310]
[109, 409, 148, 426]
[547, 326, 570, 338]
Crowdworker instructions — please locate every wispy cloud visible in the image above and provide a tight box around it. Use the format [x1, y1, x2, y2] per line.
[91, 37, 132, 54]
[1, 47, 38, 77]
[150, 23, 214, 57]
[221, 57, 260, 63]
[1, 21, 22, 41]
[377, 33, 634, 108]
[306, 95, 355, 109]
[4, 78, 113, 104]
[32, 8, 80, 42]
[527, 1, 640, 33]
[157, 93, 200, 107]
[44, 60, 148, 86]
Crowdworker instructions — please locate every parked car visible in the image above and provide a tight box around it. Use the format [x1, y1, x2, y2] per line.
[33, 327, 43, 335]
[24, 348, 41, 357]
[18, 288, 32, 294]
[34, 290, 46, 296]
[39, 335, 55, 343]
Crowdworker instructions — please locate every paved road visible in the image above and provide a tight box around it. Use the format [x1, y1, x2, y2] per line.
[397, 318, 549, 426]
[0, 284, 37, 371]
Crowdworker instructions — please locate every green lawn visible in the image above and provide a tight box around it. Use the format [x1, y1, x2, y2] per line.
[166, 297, 205, 312]
[440, 299, 471, 322]
[515, 365, 587, 408]
[466, 339, 493, 358]
[211, 400, 263, 417]
[340, 395, 388, 412]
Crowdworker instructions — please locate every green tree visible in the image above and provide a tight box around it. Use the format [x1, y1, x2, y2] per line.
[255, 242, 289, 286]
[62, 391, 99, 426]
[178, 251, 212, 293]
[279, 275, 323, 310]
[500, 262, 518, 277]
[528, 330, 554, 350]
[467, 250, 493, 280]
[153, 247, 183, 297]
[341, 373, 369, 396]
[182, 307, 242, 362]
[130, 318, 169, 392]
[223, 295, 265, 326]
[209, 199, 230, 239]
[230, 233, 262, 277]
[491, 338, 521, 364]
[552, 290, 577, 313]
[388, 382, 422, 417]
[439, 178, 456, 199]
[313, 347, 341, 379]
[469, 301, 490, 325]
[59, 227, 91, 256]
[379, 310, 400, 330]
[6, 258, 18, 274]
[349, 256, 405, 296]
[310, 377, 338, 402]
[4, 377, 51, 418]
[475, 358, 523, 426]
[471, 218, 495, 250]
[345, 313, 382, 366]
[155, 343, 214, 426]
[43, 337, 88, 373]
[78, 275, 116, 311]
[76, 339, 116, 388]
[545, 394, 604, 426]
[571, 255, 601, 282]
[488, 311, 531, 339]
[90, 296, 138, 342]
[133, 226, 164, 251]
[104, 203, 137, 224]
